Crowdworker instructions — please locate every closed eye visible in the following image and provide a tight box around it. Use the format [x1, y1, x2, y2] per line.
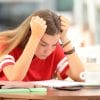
[39, 40, 58, 47]
[40, 43, 48, 47]
[52, 44, 57, 46]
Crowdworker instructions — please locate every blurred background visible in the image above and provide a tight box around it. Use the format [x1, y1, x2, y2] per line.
[0, 0, 100, 66]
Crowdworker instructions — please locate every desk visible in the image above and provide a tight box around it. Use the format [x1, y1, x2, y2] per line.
[0, 87, 100, 100]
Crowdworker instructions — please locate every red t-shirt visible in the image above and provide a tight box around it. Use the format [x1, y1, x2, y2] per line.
[0, 44, 69, 81]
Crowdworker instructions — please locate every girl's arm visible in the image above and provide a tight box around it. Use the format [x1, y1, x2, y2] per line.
[62, 39, 85, 81]
[3, 16, 47, 81]
[59, 16, 85, 81]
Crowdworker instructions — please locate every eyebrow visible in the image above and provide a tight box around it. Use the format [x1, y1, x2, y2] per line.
[40, 40, 58, 46]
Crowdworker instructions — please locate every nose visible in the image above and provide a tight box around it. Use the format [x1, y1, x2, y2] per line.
[44, 46, 54, 55]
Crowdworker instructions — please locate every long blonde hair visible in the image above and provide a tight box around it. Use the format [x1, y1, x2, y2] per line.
[0, 13, 33, 56]
[0, 9, 61, 56]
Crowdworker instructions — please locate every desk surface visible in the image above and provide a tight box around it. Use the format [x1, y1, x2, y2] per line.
[0, 87, 100, 100]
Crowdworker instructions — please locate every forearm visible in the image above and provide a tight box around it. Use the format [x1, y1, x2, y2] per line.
[3, 16, 47, 81]
[60, 16, 85, 81]
[4, 35, 40, 81]
[61, 37, 85, 81]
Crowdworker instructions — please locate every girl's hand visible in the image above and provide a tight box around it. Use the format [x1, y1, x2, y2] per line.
[60, 16, 70, 42]
[30, 16, 47, 39]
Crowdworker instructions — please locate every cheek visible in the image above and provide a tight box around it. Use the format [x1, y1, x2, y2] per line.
[35, 46, 44, 55]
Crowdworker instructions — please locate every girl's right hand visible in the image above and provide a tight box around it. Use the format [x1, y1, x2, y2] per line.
[30, 16, 47, 39]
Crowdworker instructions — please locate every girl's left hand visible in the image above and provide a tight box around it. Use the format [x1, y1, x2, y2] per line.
[60, 16, 70, 42]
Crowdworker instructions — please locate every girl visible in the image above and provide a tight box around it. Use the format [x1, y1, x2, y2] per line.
[0, 9, 84, 81]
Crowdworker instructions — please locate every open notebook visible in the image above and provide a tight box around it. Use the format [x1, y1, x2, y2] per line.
[31, 79, 100, 88]
[0, 79, 100, 89]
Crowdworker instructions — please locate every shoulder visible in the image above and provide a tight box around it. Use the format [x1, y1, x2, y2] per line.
[9, 47, 22, 61]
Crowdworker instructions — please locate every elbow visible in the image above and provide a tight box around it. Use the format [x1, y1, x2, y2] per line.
[70, 72, 85, 82]
[7, 75, 24, 81]
[3, 65, 25, 81]
[69, 71, 85, 82]
[72, 76, 85, 82]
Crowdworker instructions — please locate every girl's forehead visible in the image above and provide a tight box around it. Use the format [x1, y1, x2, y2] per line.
[42, 33, 60, 39]
[41, 34, 60, 41]
[40, 34, 60, 45]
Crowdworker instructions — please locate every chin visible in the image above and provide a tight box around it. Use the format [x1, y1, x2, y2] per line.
[40, 57, 47, 59]
[38, 55, 47, 60]
[41, 58, 46, 60]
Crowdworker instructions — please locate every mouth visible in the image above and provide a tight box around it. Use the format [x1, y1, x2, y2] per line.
[40, 55, 48, 59]
[41, 55, 47, 57]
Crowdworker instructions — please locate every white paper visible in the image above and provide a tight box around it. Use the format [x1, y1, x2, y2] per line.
[31, 79, 81, 87]
[80, 82, 100, 87]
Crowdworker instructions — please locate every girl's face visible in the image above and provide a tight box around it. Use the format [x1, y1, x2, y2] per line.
[35, 34, 60, 59]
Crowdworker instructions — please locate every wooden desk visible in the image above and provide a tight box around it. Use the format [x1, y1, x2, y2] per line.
[0, 87, 100, 100]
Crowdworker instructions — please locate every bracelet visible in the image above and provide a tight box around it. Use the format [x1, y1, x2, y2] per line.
[62, 40, 71, 47]
[64, 47, 75, 55]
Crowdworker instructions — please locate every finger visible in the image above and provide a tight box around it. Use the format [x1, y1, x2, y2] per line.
[60, 16, 69, 22]
[61, 18, 70, 24]
[60, 17, 70, 26]
[44, 25, 47, 30]
[36, 18, 46, 26]
[61, 22, 69, 27]
[31, 16, 37, 21]
[42, 25, 47, 33]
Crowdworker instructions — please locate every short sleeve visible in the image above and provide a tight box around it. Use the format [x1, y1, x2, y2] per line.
[54, 44, 69, 79]
[9, 47, 22, 61]
[0, 55, 15, 73]
[57, 56, 69, 79]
